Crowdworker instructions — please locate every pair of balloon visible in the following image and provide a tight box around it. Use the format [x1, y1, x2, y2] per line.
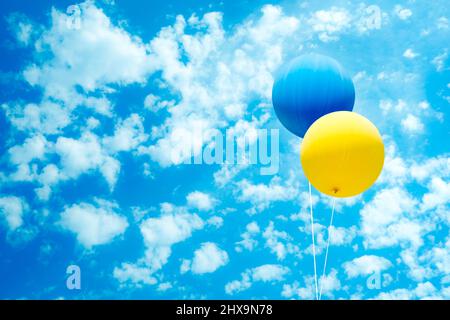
[272, 54, 384, 198]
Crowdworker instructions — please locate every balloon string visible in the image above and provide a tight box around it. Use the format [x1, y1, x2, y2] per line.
[319, 197, 336, 300]
[308, 182, 319, 300]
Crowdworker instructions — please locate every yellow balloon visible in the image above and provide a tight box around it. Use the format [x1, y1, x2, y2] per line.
[300, 111, 384, 198]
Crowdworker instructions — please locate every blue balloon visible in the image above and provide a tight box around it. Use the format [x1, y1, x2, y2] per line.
[272, 54, 355, 137]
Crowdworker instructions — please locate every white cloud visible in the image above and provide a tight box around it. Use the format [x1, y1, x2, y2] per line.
[186, 191, 216, 211]
[24, 3, 153, 105]
[144, 94, 158, 110]
[5, 136, 60, 199]
[420, 177, 450, 212]
[429, 237, 450, 276]
[236, 176, 298, 213]
[376, 282, 442, 300]
[379, 99, 407, 114]
[415, 282, 438, 299]
[1, 3, 157, 197]
[245, 5, 299, 45]
[360, 187, 424, 249]
[342, 255, 392, 278]
[318, 269, 341, 297]
[31, 164, 60, 201]
[403, 48, 418, 59]
[251, 264, 289, 282]
[213, 164, 248, 188]
[283, 268, 343, 300]
[8, 135, 50, 182]
[375, 288, 412, 299]
[180, 259, 191, 274]
[114, 203, 204, 286]
[225, 264, 289, 295]
[282, 280, 309, 299]
[410, 156, 450, 182]
[6, 113, 149, 200]
[262, 221, 299, 260]
[309, 7, 351, 42]
[142, 5, 298, 167]
[432, 50, 448, 72]
[437, 16, 449, 30]
[401, 114, 424, 134]
[2, 1, 156, 171]
[283, 269, 341, 299]
[206, 216, 223, 228]
[183, 242, 229, 274]
[7, 13, 36, 46]
[323, 225, 357, 247]
[418, 101, 430, 110]
[0, 196, 29, 231]
[361, 150, 450, 283]
[144, 94, 175, 112]
[2, 101, 71, 135]
[102, 114, 148, 154]
[377, 143, 409, 185]
[225, 273, 252, 295]
[394, 6, 412, 20]
[113, 263, 156, 287]
[235, 221, 260, 252]
[59, 199, 128, 248]
[55, 132, 120, 188]
[400, 248, 433, 282]
[140, 204, 204, 248]
[157, 282, 173, 292]
[397, 236, 450, 285]
[299, 207, 355, 254]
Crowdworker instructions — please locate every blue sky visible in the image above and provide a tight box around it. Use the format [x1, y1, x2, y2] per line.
[0, 0, 449, 300]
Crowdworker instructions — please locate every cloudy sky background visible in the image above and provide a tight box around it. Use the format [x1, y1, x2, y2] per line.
[0, 0, 449, 299]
